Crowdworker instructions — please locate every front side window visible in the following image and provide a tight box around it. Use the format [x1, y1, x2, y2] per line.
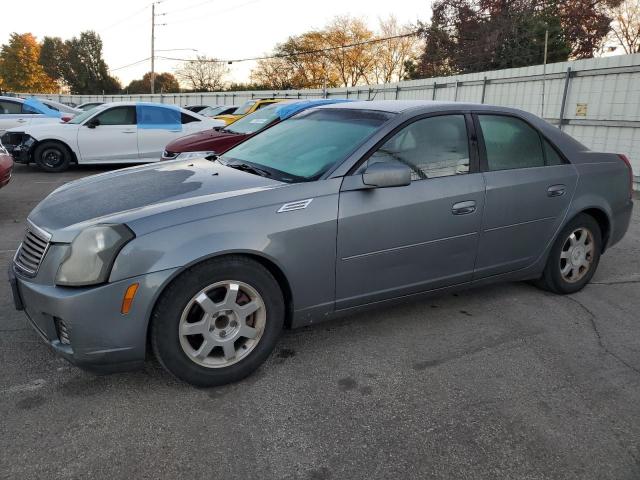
[95, 106, 136, 126]
[0, 100, 22, 114]
[367, 114, 470, 181]
[478, 115, 545, 171]
[223, 109, 391, 182]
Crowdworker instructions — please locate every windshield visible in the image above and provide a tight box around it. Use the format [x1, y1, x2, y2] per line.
[233, 100, 256, 115]
[68, 107, 103, 124]
[223, 103, 281, 135]
[221, 109, 391, 182]
[199, 106, 226, 117]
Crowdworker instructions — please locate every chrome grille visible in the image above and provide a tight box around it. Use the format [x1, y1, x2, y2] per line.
[14, 222, 51, 276]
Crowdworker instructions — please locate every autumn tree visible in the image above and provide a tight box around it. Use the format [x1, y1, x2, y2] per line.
[125, 72, 180, 94]
[607, 0, 640, 53]
[370, 16, 421, 84]
[175, 55, 229, 91]
[0, 33, 57, 93]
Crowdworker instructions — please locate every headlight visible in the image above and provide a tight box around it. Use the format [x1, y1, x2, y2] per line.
[55, 224, 134, 287]
[175, 151, 216, 160]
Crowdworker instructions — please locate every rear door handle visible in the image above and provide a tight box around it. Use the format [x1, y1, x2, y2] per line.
[547, 184, 566, 197]
[122, 130, 136, 134]
[452, 200, 476, 215]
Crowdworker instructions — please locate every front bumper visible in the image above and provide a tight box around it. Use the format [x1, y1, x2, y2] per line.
[0, 132, 34, 164]
[8, 263, 178, 374]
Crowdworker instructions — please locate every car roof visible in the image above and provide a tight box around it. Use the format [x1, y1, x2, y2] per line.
[89, 101, 195, 113]
[315, 99, 533, 115]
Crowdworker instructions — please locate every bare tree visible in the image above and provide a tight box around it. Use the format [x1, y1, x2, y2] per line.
[608, 0, 640, 53]
[371, 16, 421, 84]
[175, 55, 229, 91]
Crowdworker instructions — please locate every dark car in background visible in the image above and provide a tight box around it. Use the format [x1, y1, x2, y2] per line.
[197, 105, 238, 117]
[162, 98, 351, 161]
[184, 105, 208, 113]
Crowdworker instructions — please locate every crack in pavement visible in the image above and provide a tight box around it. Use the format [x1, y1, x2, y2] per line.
[564, 295, 640, 376]
[591, 280, 640, 286]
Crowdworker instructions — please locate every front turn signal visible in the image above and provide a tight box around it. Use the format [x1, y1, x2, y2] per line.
[121, 283, 140, 314]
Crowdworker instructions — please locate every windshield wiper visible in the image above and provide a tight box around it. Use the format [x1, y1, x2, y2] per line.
[226, 162, 271, 177]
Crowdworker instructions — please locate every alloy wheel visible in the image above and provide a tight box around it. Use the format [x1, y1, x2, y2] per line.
[178, 280, 266, 368]
[559, 227, 595, 283]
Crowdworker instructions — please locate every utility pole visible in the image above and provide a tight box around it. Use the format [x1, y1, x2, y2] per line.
[151, 2, 155, 95]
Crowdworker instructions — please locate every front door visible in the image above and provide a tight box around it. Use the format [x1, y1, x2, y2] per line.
[77, 106, 139, 163]
[473, 113, 578, 278]
[336, 114, 485, 309]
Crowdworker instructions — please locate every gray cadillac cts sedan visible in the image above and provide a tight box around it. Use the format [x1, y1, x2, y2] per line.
[9, 101, 634, 386]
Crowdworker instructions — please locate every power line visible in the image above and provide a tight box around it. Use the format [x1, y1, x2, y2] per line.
[164, 0, 261, 25]
[110, 57, 151, 72]
[99, 5, 150, 32]
[157, 31, 421, 64]
[163, 0, 218, 16]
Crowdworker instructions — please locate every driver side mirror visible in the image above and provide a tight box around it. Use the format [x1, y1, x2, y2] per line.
[362, 161, 412, 188]
[86, 118, 100, 129]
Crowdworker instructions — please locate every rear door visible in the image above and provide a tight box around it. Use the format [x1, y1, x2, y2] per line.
[137, 107, 188, 162]
[0, 100, 36, 134]
[473, 113, 578, 278]
[77, 106, 138, 163]
[336, 113, 485, 309]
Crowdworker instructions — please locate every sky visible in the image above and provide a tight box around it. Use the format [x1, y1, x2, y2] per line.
[2, 0, 431, 86]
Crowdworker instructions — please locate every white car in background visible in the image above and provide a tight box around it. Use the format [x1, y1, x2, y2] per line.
[1, 102, 224, 172]
[0, 96, 81, 135]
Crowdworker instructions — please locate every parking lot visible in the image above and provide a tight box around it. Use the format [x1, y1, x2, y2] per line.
[0, 164, 639, 479]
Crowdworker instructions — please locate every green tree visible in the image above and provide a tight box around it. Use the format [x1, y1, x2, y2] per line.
[125, 72, 180, 94]
[39, 36, 68, 82]
[0, 33, 57, 93]
[62, 31, 121, 94]
[412, 0, 619, 78]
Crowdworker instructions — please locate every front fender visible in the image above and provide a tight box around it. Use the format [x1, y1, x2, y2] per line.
[109, 186, 341, 315]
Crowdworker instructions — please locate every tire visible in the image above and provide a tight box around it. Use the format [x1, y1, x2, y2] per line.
[536, 213, 602, 294]
[151, 256, 285, 387]
[34, 141, 71, 172]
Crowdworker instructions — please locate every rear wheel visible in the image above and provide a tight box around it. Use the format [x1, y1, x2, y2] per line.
[151, 256, 285, 387]
[536, 213, 602, 294]
[34, 141, 71, 172]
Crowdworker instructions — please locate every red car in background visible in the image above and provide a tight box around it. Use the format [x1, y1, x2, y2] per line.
[0, 142, 13, 189]
[161, 98, 351, 161]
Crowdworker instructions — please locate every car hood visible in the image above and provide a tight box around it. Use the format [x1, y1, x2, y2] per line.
[28, 158, 285, 242]
[166, 129, 248, 153]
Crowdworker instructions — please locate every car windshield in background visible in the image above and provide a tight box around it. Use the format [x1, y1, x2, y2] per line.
[199, 106, 225, 116]
[68, 108, 102, 124]
[223, 104, 281, 135]
[233, 100, 256, 115]
[222, 109, 392, 182]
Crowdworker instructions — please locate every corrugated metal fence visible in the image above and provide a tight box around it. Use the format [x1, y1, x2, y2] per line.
[31, 53, 640, 187]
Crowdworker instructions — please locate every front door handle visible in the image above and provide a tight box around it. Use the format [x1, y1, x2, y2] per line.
[547, 184, 566, 197]
[16, 119, 27, 123]
[122, 130, 136, 134]
[452, 200, 476, 215]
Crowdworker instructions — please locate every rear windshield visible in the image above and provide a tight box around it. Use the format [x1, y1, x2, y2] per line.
[223, 103, 281, 135]
[222, 109, 392, 182]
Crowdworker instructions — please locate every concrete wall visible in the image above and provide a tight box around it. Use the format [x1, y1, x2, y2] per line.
[31, 53, 640, 187]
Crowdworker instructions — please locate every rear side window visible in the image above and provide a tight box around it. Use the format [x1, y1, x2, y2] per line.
[181, 113, 200, 124]
[478, 115, 544, 171]
[543, 139, 565, 166]
[95, 106, 136, 125]
[0, 100, 22, 114]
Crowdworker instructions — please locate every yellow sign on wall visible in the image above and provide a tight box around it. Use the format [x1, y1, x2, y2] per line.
[576, 103, 588, 116]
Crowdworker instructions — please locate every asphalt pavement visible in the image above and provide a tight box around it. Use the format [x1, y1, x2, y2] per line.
[1, 163, 639, 480]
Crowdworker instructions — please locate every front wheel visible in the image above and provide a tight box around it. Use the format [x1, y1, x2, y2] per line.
[151, 256, 285, 387]
[34, 141, 71, 172]
[537, 213, 602, 294]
